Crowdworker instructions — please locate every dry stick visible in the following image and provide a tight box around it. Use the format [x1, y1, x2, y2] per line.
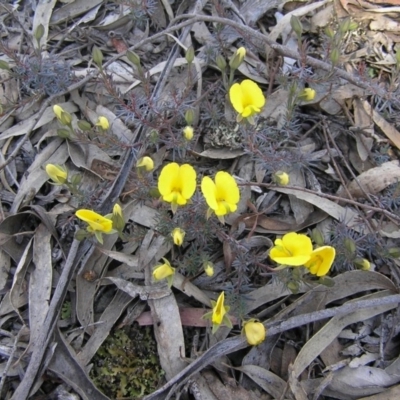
[144, 293, 400, 400]
[11, 239, 81, 400]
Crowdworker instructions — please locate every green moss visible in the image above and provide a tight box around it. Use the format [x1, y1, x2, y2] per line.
[90, 325, 165, 399]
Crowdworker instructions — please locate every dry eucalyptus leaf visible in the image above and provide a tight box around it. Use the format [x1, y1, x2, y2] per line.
[339, 160, 400, 199]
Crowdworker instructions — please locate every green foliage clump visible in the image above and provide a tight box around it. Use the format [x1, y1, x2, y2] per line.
[90, 325, 164, 399]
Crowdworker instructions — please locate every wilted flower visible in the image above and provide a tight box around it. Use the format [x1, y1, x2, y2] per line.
[204, 261, 214, 277]
[183, 126, 194, 141]
[153, 258, 175, 287]
[96, 116, 109, 130]
[229, 46, 246, 70]
[273, 171, 290, 186]
[136, 156, 154, 172]
[203, 292, 232, 334]
[304, 246, 336, 276]
[158, 163, 196, 213]
[53, 104, 72, 125]
[270, 232, 313, 266]
[171, 227, 185, 246]
[229, 80, 265, 121]
[45, 164, 67, 185]
[201, 171, 240, 222]
[75, 209, 114, 244]
[243, 319, 266, 346]
[299, 88, 316, 101]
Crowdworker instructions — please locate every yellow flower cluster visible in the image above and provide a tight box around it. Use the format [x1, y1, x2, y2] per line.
[269, 232, 336, 277]
[157, 162, 240, 221]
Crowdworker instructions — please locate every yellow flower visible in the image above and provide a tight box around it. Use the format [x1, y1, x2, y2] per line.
[136, 156, 154, 172]
[203, 292, 232, 334]
[229, 47, 246, 70]
[270, 232, 313, 266]
[153, 258, 175, 287]
[183, 126, 194, 141]
[243, 319, 266, 346]
[45, 164, 67, 185]
[96, 116, 109, 130]
[204, 261, 214, 277]
[299, 88, 316, 101]
[53, 104, 72, 125]
[201, 172, 240, 220]
[273, 171, 290, 186]
[229, 80, 265, 120]
[304, 246, 336, 276]
[171, 227, 185, 246]
[75, 210, 113, 233]
[158, 163, 196, 212]
[111, 203, 125, 231]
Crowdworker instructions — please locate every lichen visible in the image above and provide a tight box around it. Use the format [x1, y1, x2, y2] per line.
[90, 325, 165, 399]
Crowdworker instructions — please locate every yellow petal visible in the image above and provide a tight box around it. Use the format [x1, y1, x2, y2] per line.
[215, 172, 240, 205]
[201, 176, 218, 210]
[75, 209, 113, 233]
[229, 83, 244, 114]
[281, 232, 313, 257]
[304, 246, 335, 276]
[158, 163, 179, 197]
[241, 80, 265, 109]
[243, 320, 266, 345]
[179, 164, 197, 199]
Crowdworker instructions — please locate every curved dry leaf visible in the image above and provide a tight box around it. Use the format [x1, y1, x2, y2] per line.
[292, 291, 398, 380]
[197, 148, 245, 159]
[339, 160, 400, 199]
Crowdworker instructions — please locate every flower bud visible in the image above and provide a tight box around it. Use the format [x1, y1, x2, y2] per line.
[290, 15, 303, 38]
[243, 319, 266, 346]
[203, 261, 214, 277]
[53, 105, 72, 126]
[388, 247, 400, 258]
[287, 281, 299, 294]
[185, 109, 194, 126]
[126, 50, 141, 66]
[0, 60, 10, 71]
[324, 26, 335, 39]
[45, 164, 68, 185]
[273, 171, 290, 186]
[354, 258, 370, 271]
[78, 120, 92, 131]
[171, 227, 185, 246]
[183, 126, 194, 141]
[153, 258, 175, 287]
[339, 18, 351, 34]
[299, 88, 316, 101]
[70, 174, 82, 185]
[229, 47, 246, 70]
[344, 238, 356, 256]
[112, 203, 125, 231]
[185, 46, 195, 64]
[92, 46, 103, 68]
[216, 54, 227, 71]
[96, 116, 109, 130]
[310, 228, 324, 247]
[136, 156, 154, 172]
[34, 24, 45, 46]
[57, 128, 71, 139]
[330, 48, 340, 66]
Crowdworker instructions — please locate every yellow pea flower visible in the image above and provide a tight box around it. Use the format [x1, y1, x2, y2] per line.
[203, 291, 232, 334]
[304, 246, 336, 276]
[53, 105, 63, 120]
[45, 164, 67, 185]
[136, 156, 154, 172]
[183, 126, 194, 141]
[229, 46, 246, 70]
[243, 319, 266, 346]
[75, 209, 114, 244]
[96, 116, 109, 130]
[204, 261, 214, 277]
[171, 227, 185, 246]
[269, 232, 313, 266]
[299, 88, 316, 101]
[158, 163, 196, 213]
[273, 171, 290, 186]
[152, 258, 175, 287]
[229, 80, 265, 121]
[201, 171, 240, 222]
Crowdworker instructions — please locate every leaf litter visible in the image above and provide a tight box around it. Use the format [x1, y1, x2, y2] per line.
[1, 0, 400, 399]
